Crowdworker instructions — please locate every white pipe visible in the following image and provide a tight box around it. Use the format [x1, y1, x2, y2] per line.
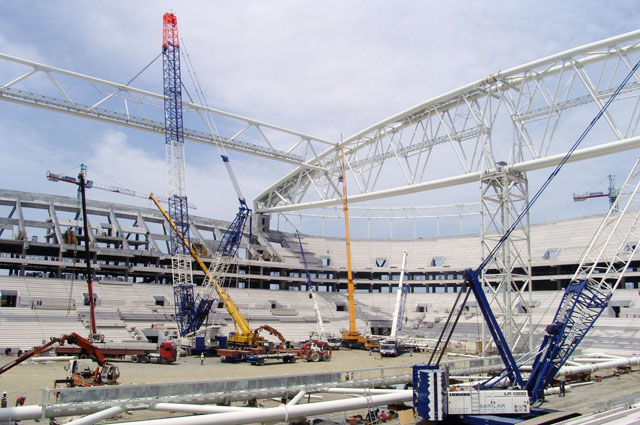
[116, 390, 412, 425]
[31, 356, 74, 362]
[287, 391, 307, 406]
[259, 136, 640, 212]
[0, 406, 43, 421]
[557, 356, 640, 376]
[544, 381, 592, 395]
[152, 404, 251, 414]
[324, 388, 399, 395]
[64, 406, 127, 425]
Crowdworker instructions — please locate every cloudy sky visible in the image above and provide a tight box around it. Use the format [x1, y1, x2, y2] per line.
[1, 1, 640, 238]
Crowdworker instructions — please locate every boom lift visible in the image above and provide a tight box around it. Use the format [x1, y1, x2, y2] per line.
[0, 332, 119, 387]
[413, 56, 640, 422]
[295, 230, 326, 340]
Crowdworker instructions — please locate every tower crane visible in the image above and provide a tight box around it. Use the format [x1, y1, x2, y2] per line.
[162, 12, 196, 337]
[413, 55, 640, 422]
[46, 167, 100, 342]
[47, 166, 195, 209]
[572, 174, 619, 209]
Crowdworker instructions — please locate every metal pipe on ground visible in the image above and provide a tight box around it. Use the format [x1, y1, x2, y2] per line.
[557, 356, 640, 377]
[132, 390, 413, 425]
[286, 391, 307, 406]
[151, 404, 252, 414]
[64, 406, 127, 425]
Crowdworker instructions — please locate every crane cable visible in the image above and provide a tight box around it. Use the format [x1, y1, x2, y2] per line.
[179, 38, 227, 157]
[434, 56, 640, 367]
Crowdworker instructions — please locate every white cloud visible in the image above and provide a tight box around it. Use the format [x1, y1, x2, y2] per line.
[2, 1, 640, 237]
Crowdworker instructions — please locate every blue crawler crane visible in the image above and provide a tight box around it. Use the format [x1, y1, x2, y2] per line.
[414, 57, 640, 423]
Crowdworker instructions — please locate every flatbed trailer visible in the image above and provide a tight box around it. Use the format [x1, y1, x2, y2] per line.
[216, 347, 298, 364]
[55, 341, 177, 364]
[246, 351, 298, 366]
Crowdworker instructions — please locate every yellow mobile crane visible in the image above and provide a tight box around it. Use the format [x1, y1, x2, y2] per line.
[338, 142, 379, 350]
[149, 193, 270, 349]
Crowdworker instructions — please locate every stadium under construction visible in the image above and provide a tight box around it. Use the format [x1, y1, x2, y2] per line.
[2, 17, 640, 425]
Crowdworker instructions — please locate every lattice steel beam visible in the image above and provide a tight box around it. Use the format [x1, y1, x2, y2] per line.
[0, 52, 333, 167]
[256, 30, 640, 212]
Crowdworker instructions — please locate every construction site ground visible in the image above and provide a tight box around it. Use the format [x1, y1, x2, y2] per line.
[0, 350, 639, 424]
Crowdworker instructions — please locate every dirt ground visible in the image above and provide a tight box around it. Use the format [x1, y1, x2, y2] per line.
[0, 349, 420, 407]
[0, 350, 639, 424]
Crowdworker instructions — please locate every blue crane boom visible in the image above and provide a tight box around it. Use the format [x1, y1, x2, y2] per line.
[415, 56, 640, 419]
[162, 12, 196, 337]
[468, 58, 640, 402]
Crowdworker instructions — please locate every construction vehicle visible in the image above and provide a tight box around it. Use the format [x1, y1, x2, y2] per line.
[413, 60, 640, 423]
[161, 12, 199, 338]
[299, 340, 332, 362]
[55, 340, 178, 364]
[244, 350, 298, 366]
[295, 230, 339, 346]
[152, 193, 324, 362]
[244, 339, 331, 366]
[379, 252, 415, 357]
[338, 141, 379, 350]
[150, 192, 265, 348]
[54, 357, 120, 388]
[151, 194, 330, 363]
[0, 332, 119, 387]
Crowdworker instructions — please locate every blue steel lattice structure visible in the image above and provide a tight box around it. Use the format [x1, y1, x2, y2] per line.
[413, 55, 640, 420]
[162, 12, 190, 256]
[162, 12, 194, 337]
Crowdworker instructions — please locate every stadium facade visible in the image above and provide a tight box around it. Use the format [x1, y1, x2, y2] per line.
[2, 188, 640, 294]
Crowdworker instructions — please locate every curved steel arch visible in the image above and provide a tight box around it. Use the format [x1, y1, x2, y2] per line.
[255, 29, 640, 213]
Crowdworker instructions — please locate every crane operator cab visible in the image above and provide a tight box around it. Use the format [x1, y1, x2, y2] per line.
[100, 364, 120, 384]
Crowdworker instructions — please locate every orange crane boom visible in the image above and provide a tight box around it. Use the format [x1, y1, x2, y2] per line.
[338, 141, 379, 350]
[0, 332, 107, 377]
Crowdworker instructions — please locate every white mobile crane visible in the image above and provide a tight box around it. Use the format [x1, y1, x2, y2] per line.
[379, 251, 411, 357]
[295, 230, 325, 339]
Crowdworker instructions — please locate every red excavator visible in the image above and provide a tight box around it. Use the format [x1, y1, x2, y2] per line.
[0, 332, 119, 387]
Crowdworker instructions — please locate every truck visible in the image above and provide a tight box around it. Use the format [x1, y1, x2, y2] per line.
[239, 340, 332, 365]
[55, 340, 177, 364]
[378, 338, 417, 357]
[185, 335, 227, 357]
